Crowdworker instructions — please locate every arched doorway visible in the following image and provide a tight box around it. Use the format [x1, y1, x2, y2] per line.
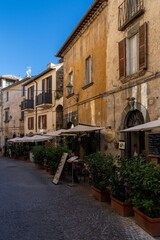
[56, 105, 63, 130]
[124, 110, 145, 157]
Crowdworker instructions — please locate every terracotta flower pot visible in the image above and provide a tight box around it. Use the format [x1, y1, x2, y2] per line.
[111, 196, 134, 217]
[134, 208, 160, 237]
[91, 186, 111, 202]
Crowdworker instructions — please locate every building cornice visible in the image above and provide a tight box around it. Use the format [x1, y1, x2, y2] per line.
[56, 0, 108, 58]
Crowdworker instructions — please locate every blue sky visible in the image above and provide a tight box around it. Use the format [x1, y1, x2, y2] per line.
[0, 0, 93, 78]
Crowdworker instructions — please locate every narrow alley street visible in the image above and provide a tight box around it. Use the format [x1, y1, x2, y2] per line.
[0, 157, 157, 240]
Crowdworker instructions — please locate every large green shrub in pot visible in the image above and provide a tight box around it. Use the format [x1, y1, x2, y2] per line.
[45, 146, 70, 170]
[131, 160, 160, 218]
[84, 152, 116, 191]
[109, 156, 145, 203]
[32, 145, 45, 164]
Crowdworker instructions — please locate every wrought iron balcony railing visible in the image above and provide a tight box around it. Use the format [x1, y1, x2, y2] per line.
[118, 0, 144, 31]
[36, 92, 52, 106]
[21, 99, 34, 110]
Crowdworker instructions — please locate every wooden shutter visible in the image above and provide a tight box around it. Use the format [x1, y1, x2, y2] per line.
[38, 116, 41, 129]
[119, 38, 126, 79]
[31, 86, 34, 100]
[42, 79, 45, 92]
[139, 22, 147, 70]
[47, 76, 52, 94]
[42, 115, 47, 129]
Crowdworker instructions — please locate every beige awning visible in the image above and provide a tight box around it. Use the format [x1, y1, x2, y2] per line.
[120, 119, 160, 132]
[45, 129, 67, 137]
[61, 124, 104, 135]
[8, 135, 52, 143]
[8, 137, 23, 143]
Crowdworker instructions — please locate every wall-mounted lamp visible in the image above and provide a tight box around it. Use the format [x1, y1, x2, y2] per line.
[66, 82, 79, 102]
[66, 82, 73, 95]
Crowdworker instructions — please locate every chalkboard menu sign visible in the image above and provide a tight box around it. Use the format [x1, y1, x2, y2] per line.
[53, 153, 68, 184]
[148, 134, 160, 156]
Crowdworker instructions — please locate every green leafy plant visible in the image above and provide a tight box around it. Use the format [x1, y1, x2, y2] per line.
[45, 146, 70, 170]
[110, 156, 160, 218]
[131, 161, 160, 218]
[84, 152, 116, 191]
[109, 156, 145, 203]
[32, 145, 45, 164]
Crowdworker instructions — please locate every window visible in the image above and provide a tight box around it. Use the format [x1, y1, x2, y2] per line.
[28, 117, 34, 130]
[28, 86, 34, 100]
[4, 110, 9, 122]
[119, 23, 147, 79]
[126, 0, 140, 19]
[38, 115, 47, 129]
[126, 33, 139, 75]
[21, 86, 25, 97]
[118, 0, 144, 31]
[85, 56, 92, 85]
[42, 76, 52, 93]
[6, 92, 9, 101]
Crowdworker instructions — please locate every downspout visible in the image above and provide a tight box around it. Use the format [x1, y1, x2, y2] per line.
[34, 80, 38, 133]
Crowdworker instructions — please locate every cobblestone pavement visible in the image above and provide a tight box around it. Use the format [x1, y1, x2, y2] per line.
[0, 157, 159, 240]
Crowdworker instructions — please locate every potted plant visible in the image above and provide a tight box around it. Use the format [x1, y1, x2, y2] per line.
[45, 146, 69, 175]
[32, 145, 45, 169]
[110, 157, 136, 217]
[130, 160, 160, 237]
[84, 152, 115, 202]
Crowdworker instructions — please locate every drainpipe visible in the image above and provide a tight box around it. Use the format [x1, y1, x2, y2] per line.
[34, 80, 38, 133]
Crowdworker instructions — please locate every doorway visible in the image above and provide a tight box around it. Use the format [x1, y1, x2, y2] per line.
[124, 110, 145, 157]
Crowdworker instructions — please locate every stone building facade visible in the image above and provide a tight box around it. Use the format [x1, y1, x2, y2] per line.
[21, 63, 63, 136]
[0, 77, 30, 150]
[105, 0, 160, 158]
[56, 0, 107, 129]
[56, 0, 160, 158]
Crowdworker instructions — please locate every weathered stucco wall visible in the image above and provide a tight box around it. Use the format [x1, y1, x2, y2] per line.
[104, 0, 160, 155]
[63, 6, 107, 127]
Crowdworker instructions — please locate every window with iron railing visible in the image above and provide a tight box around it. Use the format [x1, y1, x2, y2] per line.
[118, 0, 144, 31]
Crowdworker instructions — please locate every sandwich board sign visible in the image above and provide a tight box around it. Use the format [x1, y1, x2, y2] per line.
[53, 152, 68, 184]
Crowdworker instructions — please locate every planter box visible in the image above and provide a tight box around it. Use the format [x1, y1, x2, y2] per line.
[111, 196, 134, 217]
[134, 208, 160, 237]
[91, 186, 110, 202]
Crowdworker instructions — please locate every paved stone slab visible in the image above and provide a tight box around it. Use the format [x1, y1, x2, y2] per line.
[0, 157, 158, 240]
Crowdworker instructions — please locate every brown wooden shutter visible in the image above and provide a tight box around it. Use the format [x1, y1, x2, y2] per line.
[38, 116, 40, 129]
[31, 117, 34, 130]
[42, 79, 45, 92]
[139, 22, 147, 70]
[119, 38, 126, 79]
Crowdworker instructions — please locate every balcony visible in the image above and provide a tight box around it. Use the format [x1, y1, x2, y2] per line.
[36, 92, 52, 108]
[21, 99, 34, 111]
[118, 0, 144, 31]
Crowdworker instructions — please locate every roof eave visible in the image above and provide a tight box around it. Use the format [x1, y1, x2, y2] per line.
[55, 0, 107, 58]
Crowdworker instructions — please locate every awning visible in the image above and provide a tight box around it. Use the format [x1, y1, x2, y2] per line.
[120, 119, 160, 132]
[8, 137, 23, 143]
[61, 124, 104, 135]
[45, 129, 67, 137]
[8, 135, 52, 143]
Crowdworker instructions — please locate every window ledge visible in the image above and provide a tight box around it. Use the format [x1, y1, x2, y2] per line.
[82, 82, 94, 90]
[120, 70, 146, 83]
